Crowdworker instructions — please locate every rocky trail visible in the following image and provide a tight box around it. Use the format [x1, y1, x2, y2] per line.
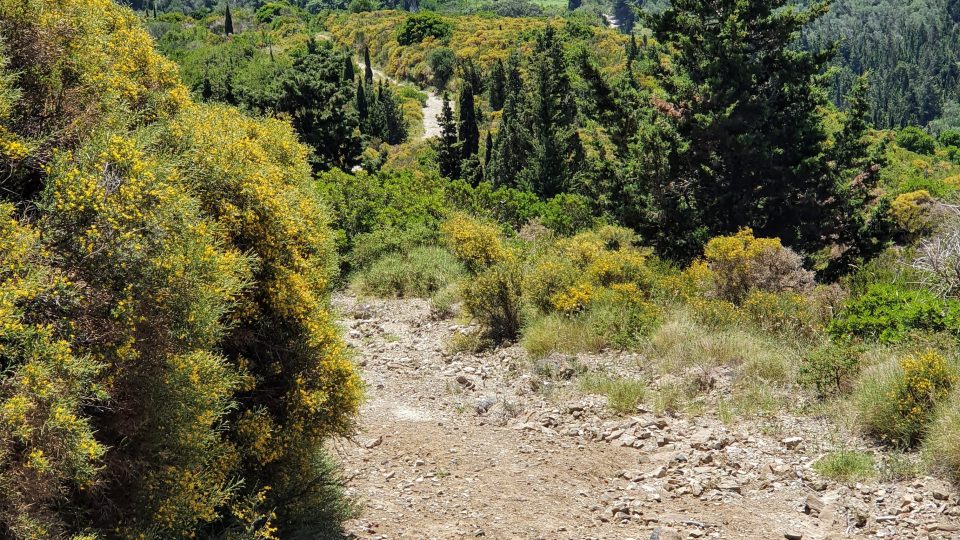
[332, 294, 960, 539]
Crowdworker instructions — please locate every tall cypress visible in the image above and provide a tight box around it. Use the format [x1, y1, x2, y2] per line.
[488, 59, 506, 111]
[613, 0, 634, 34]
[356, 79, 368, 124]
[484, 130, 494, 169]
[363, 45, 374, 84]
[224, 2, 234, 35]
[343, 54, 356, 82]
[437, 93, 461, 178]
[381, 85, 409, 144]
[458, 82, 480, 160]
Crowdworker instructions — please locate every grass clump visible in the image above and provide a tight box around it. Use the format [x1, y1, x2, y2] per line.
[352, 246, 463, 298]
[579, 372, 647, 415]
[813, 450, 876, 482]
[854, 350, 956, 447]
[924, 391, 960, 482]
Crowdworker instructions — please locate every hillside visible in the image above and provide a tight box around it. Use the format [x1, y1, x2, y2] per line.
[3, 0, 960, 539]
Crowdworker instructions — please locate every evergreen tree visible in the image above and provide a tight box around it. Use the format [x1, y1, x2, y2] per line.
[458, 82, 480, 160]
[363, 44, 374, 84]
[366, 81, 387, 140]
[343, 54, 356, 82]
[484, 130, 494, 169]
[356, 79, 368, 124]
[224, 2, 233, 35]
[613, 0, 634, 34]
[488, 58, 507, 111]
[648, 0, 867, 260]
[626, 33, 637, 64]
[527, 26, 581, 197]
[488, 90, 532, 189]
[437, 93, 461, 178]
[568, 0, 581, 10]
[505, 51, 522, 97]
[381, 84, 409, 144]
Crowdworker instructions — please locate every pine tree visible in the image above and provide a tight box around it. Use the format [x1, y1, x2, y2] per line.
[458, 82, 480, 160]
[437, 93, 461, 178]
[488, 59, 507, 111]
[224, 2, 234, 35]
[363, 45, 374, 84]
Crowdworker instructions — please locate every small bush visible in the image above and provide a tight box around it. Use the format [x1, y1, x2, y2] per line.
[924, 390, 960, 482]
[441, 213, 507, 273]
[855, 350, 956, 446]
[703, 229, 813, 304]
[896, 126, 936, 155]
[579, 373, 646, 415]
[397, 12, 453, 46]
[913, 225, 960, 298]
[430, 283, 459, 318]
[813, 450, 876, 482]
[587, 286, 662, 348]
[800, 342, 863, 398]
[741, 290, 821, 338]
[540, 193, 595, 236]
[939, 129, 960, 148]
[461, 260, 523, 341]
[828, 283, 960, 343]
[890, 190, 936, 237]
[352, 246, 463, 298]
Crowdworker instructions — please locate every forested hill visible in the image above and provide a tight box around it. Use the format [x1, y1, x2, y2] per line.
[800, 0, 960, 130]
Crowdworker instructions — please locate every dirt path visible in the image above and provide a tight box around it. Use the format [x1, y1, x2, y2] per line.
[361, 60, 443, 139]
[333, 294, 960, 539]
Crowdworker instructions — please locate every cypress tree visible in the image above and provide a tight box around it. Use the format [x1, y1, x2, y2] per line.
[568, 0, 581, 10]
[488, 59, 506, 111]
[437, 93, 461, 179]
[613, 0, 634, 34]
[381, 85, 409, 144]
[367, 81, 387, 139]
[488, 91, 532, 189]
[363, 45, 374, 84]
[343, 54, 356, 82]
[484, 130, 494, 169]
[356, 79, 368, 124]
[224, 2, 234, 35]
[458, 82, 480, 160]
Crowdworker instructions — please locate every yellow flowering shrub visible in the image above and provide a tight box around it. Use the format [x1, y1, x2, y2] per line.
[890, 189, 936, 236]
[0, 1, 360, 536]
[857, 350, 956, 447]
[741, 290, 822, 338]
[461, 259, 524, 341]
[703, 228, 813, 304]
[0, 205, 105, 538]
[441, 213, 508, 272]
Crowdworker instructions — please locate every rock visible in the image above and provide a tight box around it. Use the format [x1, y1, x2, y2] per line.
[455, 374, 476, 390]
[717, 480, 741, 494]
[804, 494, 824, 517]
[782, 437, 803, 449]
[363, 435, 383, 449]
[475, 396, 496, 414]
[648, 466, 668, 479]
[783, 532, 802, 540]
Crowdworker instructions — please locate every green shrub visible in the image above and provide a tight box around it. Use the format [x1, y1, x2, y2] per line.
[522, 313, 608, 359]
[828, 283, 960, 343]
[540, 193, 595, 236]
[896, 126, 936, 155]
[855, 350, 956, 446]
[939, 129, 960, 148]
[426, 46, 456, 88]
[924, 390, 960, 482]
[813, 450, 876, 482]
[397, 12, 453, 46]
[352, 246, 464, 298]
[800, 342, 864, 398]
[587, 287, 662, 349]
[462, 260, 524, 341]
